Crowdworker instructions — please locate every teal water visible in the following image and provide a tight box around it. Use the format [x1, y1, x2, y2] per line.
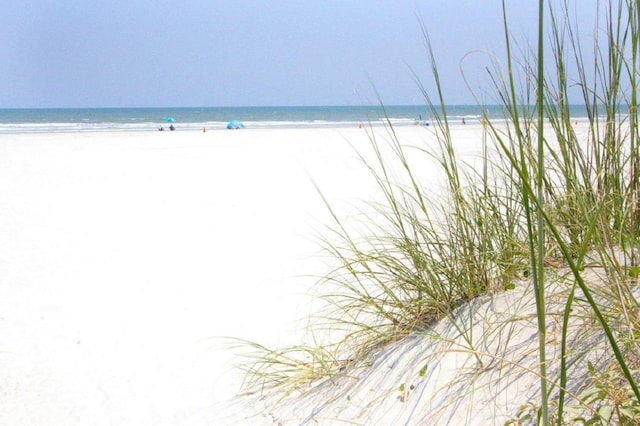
[0, 105, 593, 133]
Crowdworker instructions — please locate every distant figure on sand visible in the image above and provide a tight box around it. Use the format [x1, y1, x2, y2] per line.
[415, 114, 429, 127]
[169, 124, 175, 131]
[462, 117, 466, 125]
[158, 126, 164, 131]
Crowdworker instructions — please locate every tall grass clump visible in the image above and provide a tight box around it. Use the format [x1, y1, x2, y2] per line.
[475, 0, 640, 422]
[232, 0, 640, 423]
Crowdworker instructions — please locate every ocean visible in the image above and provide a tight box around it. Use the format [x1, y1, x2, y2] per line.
[0, 104, 593, 134]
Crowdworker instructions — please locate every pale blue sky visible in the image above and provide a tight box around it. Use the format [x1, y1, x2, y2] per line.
[1, 1, 597, 108]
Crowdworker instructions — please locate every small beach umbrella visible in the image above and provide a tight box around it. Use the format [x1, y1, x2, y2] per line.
[226, 120, 245, 129]
[164, 117, 176, 123]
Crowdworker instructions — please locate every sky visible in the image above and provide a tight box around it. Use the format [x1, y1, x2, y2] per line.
[1, 1, 599, 108]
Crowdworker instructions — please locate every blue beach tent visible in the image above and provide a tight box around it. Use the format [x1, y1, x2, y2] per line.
[226, 120, 245, 129]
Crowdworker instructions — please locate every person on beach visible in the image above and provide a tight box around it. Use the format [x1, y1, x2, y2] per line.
[158, 126, 164, 131]
[169, 124, 175, 131]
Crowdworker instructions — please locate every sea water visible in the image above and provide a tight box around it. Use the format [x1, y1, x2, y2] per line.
[0, 105, 593, 134]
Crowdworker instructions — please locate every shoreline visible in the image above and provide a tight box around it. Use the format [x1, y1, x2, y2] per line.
[0, 120, 449, 135]
[0, 103, 601, 135]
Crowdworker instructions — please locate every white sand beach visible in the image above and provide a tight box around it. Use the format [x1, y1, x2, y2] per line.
[2, 124, 622, 425]
[0, 125, 443, 425]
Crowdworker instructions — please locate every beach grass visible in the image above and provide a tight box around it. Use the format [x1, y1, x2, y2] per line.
[230, 1, 640, 423]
